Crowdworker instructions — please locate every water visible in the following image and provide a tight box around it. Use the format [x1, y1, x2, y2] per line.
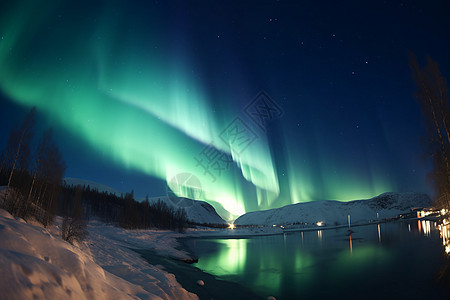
[187, 220, 450, 299]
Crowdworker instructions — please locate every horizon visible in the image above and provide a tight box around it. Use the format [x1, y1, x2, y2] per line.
[62, 176, 431, 221]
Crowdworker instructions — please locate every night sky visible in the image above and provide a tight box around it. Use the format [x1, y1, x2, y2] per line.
[1, 0, 449, 217]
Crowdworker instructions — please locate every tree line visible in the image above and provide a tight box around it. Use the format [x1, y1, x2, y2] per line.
[60, 185, 188, 232]
[0, 108, 65, 226]
[0, 107, 188, 244]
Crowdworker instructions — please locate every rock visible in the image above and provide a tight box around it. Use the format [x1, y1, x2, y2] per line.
[181, 257, 198, 264]
[267, 297, 276, 300]
[196, 279, 204, 287]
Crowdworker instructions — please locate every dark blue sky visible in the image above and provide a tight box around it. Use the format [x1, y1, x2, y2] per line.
[0, 0, 449, 212]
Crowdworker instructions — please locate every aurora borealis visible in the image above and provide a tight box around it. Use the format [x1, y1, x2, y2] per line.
[0, 0, 449, 217]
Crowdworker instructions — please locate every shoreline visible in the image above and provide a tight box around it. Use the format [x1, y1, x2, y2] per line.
[185, 216, 442, 239]
[135, 248, 263, 300]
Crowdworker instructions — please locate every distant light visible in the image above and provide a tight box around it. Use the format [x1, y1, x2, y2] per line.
[228, 223, 235, 230]
[317, 221, 325, 227]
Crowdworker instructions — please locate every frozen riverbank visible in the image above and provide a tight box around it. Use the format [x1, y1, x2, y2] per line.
[0, 208, 197, 300]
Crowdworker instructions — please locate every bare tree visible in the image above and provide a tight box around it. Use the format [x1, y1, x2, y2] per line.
[6, 107, 36, 190]
[1, 107, 66, 225]
[62, 186, 87, 244]
[37, 136, 66, 226]
[410, 54, 450, 207]
[24, 129, 52, 216]
[2, 107, 36, 216]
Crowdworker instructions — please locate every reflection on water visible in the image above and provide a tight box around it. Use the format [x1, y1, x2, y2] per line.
[197, 239, 248, 276]
[421, 220, 431, 236]
[436, 217, 450, 288]
[415, 219, 433, 238]
[349, 233, 353, 254]
[377, 224, 381, 243]
[438, 218, 450, 254]
[188, 222, 448, 299]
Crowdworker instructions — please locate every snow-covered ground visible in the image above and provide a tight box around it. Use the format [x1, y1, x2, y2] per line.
[0, 208, 198, 300]
[235, 192, 432, 226]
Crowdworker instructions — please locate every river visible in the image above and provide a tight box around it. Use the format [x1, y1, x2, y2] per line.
[185, 220, 450, 299]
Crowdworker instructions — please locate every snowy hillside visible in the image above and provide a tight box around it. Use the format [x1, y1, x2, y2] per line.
[147, 196, 227, 225]
[235, 192, 432, 226]
[0, 208, 197, 300]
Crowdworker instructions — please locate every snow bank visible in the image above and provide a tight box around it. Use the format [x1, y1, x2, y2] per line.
[235, 192, 432, 226]
[0, 208, 198, 300]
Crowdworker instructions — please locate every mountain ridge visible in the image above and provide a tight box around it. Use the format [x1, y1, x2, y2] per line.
[235, 192, 432, 226]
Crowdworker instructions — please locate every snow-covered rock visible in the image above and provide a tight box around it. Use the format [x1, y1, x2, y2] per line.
[234, 192, 432, 226]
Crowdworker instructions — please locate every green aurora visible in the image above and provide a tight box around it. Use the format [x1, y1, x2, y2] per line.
[0, 1, 398, 217]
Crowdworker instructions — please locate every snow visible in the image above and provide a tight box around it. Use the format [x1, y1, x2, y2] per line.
[146, 196, 227, 225]
[234, 192, 432, 226]
[0, 208, 198, 300]
[183, 192, 433, 239]
[0, 188, 433, 299]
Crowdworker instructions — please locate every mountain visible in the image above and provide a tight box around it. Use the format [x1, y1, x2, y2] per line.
[146, 196, 227, 225]
[234, 192, 432, 226]
[200, 199, 240, 222]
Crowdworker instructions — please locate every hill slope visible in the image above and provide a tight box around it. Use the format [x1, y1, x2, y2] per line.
[147, 196, 227, 225]
[234, 192, 432, 226]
